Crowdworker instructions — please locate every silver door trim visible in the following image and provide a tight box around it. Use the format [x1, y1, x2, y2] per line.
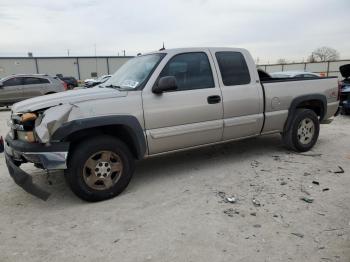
[224, 114, 262, 127]
[149, 120, 223, 139]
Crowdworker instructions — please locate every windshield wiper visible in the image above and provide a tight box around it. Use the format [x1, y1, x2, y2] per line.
[100, 84, 122, 89]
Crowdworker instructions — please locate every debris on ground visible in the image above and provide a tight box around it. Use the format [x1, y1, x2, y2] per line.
[272, 155, 281, 161]
[225, 196, 236, 203]
[312, 181, 320, 185]
[217, 191, 226, 199]
[217, 191, 237, 204]
[280, 181, 287, 186]
[291, 232, 304, 238]
[322, 188, 330, 192]
[252, 198, 261, 207]
[300, 185, 311, 195]
[298, 153, 322, 157]
[250, 212, 257, 216]
[300, 197, 314, 203]
[253, 224, 262, 228]
[223, 208, 239, 217]
[334, 166, 345, 174]
[303, 172, 312, 176]
[251, 160, 261, 168]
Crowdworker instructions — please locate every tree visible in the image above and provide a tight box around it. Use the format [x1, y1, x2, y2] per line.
[277, 58, 287, 64]
[309, 47, 340, 62]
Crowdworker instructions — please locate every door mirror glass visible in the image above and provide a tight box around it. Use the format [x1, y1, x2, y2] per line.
[152, 76, 178, 94]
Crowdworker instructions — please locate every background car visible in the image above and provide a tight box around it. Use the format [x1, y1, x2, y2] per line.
[57, 75, 78, 89]
[84, 75, 112, 88]
[0, 74, 66, 107]
[340, 64, 350, 115]
[270, 71, 320, 78]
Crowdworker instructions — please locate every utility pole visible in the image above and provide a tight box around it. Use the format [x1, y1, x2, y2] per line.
[67, 49, 70, 56]
[123, 50, 126, 56]
[94, 44, 98, 77]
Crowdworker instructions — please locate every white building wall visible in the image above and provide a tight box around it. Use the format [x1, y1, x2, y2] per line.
[0, 59, 37, 78]
[37, 58, 79, 79]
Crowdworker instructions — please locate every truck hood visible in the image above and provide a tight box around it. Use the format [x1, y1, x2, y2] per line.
[340, 64, 350, 79]
[12, 87, 128, 113]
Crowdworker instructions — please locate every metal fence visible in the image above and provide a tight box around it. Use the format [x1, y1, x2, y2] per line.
[258, 59, 350, 78]
[0, 56, 133, 80]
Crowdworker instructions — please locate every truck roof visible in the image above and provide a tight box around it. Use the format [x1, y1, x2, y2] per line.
[146, 47, 249, 55]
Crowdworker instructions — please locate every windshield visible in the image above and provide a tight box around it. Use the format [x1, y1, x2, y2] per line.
[102, 53, 165, 89]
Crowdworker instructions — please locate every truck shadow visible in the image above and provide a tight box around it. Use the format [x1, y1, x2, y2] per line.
[15, 133, 285, 204]
[129, 134, 285, 190]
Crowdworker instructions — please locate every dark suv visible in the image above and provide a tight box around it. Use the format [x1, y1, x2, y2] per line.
[57, 75, 78, 89]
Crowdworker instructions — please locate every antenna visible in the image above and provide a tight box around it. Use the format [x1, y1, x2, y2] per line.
[159, 42, 165, 51]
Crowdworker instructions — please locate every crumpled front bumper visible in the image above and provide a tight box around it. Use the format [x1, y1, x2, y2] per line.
[5, 153, 51, 200]
[4, 134, 69, 200]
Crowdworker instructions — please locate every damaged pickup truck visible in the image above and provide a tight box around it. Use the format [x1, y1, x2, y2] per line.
[4, 47, 340, 201]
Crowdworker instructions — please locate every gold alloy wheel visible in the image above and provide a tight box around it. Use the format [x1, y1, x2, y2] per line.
[297, 117, 315, 145]
[82, 151, 123, 190]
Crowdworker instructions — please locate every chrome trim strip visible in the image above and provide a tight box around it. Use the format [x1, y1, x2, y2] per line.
[224, 114, 262, 127]
[149, 120, 223, 139]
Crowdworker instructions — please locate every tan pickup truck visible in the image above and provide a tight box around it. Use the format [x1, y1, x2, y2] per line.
[4, 47, 339, 201]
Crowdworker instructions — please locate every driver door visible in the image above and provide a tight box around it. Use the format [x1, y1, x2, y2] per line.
[142, 51, 224, 154]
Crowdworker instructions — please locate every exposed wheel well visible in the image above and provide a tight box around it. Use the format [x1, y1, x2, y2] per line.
[65, 125, 140, 159]
[296, 99, 324, 119]
[45, 92, 56, 95]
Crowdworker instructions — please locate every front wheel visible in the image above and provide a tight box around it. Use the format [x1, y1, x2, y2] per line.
[65, 136, 135, 202]
[282, 109, 320, 152]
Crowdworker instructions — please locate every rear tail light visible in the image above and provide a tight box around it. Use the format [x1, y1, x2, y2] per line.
[63, 81, 68, 91]
[0, 136, 4, 153]
[337, 80, 342, 101]
[58, 79, 68, 90]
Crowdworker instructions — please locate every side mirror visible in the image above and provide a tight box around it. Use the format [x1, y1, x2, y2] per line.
[152, 76, 178, 94]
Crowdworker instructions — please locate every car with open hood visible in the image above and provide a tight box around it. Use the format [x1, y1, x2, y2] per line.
[339, 64, 350, 114]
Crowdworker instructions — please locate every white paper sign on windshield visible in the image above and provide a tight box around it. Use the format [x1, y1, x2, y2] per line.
[121, 80, 139, 88]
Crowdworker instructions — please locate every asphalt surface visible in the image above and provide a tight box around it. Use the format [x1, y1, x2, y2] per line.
[0, 109, 349, 262]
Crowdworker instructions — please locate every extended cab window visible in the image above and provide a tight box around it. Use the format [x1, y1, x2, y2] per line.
[3, 77, 22, 86]
[159, 52, 214, 91]
[215, 52, 251, 86]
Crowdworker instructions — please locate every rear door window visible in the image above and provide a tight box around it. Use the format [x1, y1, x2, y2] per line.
[39, 78, 50, 84]
[215, 52, 251, 86]
[23, 77, 44, 85]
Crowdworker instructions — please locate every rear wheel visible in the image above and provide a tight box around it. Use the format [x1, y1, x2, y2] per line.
[65, 136, 135, 202]
[282, 109, 320, 152]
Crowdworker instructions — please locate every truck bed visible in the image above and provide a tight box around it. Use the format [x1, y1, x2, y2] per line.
[260, 77, 339, 134]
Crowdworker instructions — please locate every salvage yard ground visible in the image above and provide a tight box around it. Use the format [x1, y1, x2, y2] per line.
[0, 109, 349, 262]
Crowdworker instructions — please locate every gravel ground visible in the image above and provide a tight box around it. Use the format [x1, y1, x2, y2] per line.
[0, 109, 349, 262]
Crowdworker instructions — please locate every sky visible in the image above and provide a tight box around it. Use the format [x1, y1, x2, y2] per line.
[0, 0, 349, 64]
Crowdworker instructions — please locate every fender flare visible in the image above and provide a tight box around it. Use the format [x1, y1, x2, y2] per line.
[284, 94, 327, 132]
[51, 115, 146, 159]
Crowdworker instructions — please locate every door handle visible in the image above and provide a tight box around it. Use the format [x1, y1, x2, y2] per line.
[207, 95, 221, 104]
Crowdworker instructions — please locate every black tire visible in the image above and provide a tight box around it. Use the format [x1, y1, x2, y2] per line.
[282, 109, 320, 152]
[65, 135, 135, 202]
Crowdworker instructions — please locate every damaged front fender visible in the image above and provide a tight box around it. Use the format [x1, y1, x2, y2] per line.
[35, 104, 74, 143]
